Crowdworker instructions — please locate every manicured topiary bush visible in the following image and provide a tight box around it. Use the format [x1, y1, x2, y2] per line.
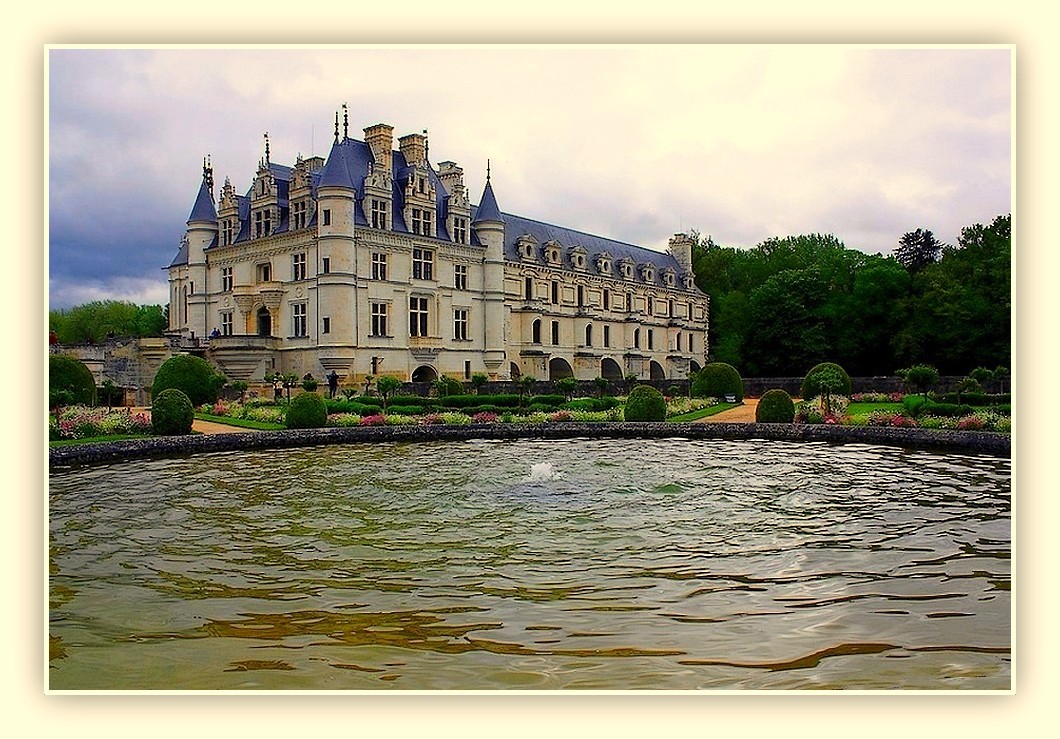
[286, 392, 328, 429]
[151, 388, 194, 435]
[151, 354, 225, 406]
[755, 389, 795, 423]
[623, 385, 667, 422]
[49, 354, 97, 407]
[691, 362, 743, 402]
[801, 362, 852, 400]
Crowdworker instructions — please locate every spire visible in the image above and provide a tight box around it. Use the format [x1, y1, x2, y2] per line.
[473, 162, 502, 224]
[202, 155, 214, 197]
[334, 110, 340, 143]
[264, 132, 270, 166]
[423, 129, 429, 162]
[343, 103, 349, 140]
[188, 157, 219, 224]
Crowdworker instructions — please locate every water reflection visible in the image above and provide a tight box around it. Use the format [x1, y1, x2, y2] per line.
[49, 439, 1010, 690]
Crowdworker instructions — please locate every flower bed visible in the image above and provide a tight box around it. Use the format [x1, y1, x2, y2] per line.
[49, 406, 152, 441]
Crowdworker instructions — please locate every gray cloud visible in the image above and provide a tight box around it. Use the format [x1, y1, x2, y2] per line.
[47, 46, 1011, 308]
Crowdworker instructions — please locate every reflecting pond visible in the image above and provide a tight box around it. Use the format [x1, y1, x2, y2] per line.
[49, 438, 1011, 690]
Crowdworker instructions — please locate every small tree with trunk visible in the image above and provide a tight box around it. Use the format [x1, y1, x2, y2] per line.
[376, 376, 402, 412]
[555, 377, 578, 402]
[470, 373, 489, 395]
[900, 364, 940, 397]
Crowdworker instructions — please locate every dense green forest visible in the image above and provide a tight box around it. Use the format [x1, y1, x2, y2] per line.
[49, 301, 168, 345]
[691, 214, 1010, 376]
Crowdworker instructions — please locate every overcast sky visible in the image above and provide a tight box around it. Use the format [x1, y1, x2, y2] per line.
[46, 45, 1011, 310]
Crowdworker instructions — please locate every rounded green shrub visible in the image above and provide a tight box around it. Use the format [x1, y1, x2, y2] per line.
[286, 392, 328, 429]
[49, 354, 97, 407]
[755, 389, 795, 423]
[151, 388, 194, 435]
[623, 385, 667, 422]
[800, 362, 852, 400]
[692, 362, 743, 402]
[152, 354, 225, 406]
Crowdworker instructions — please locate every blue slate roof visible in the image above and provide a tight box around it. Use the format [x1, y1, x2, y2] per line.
[187, 178, 217, 223]
[472, 179, 502, 223]
[469, 204, 684, 278]
[172, 136, 683, 283]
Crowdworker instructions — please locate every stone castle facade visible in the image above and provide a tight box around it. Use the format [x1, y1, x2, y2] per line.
[166, 112, 710, 386]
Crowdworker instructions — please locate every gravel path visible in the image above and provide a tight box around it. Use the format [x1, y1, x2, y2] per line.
[692, 399, 759, 423]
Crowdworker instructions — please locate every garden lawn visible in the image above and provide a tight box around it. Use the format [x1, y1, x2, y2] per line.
[845, 402, 903, 423]
[667, 402, 740, 422]
[50, 434, 152, 447]
[194, 412, 285, 431]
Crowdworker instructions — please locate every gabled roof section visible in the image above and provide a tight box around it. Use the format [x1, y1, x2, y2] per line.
[168, 239, 189, 268]
[187, 178, 217, 223]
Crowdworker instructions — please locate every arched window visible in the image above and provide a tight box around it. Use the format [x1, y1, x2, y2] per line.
[677, 333, 683, 351]
[633, 328, 640, 349]
[585, 324, 593, 347]
[532, 319, 542, 344]
[647, 329, 654, 350]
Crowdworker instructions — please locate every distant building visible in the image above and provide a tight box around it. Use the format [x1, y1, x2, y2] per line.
[166, 111, 709, 385]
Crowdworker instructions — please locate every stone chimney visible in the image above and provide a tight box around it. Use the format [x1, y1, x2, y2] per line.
[399, 132, 427, 167]
[668, 232, 694, 272]
[364, 123, 394, 175]
[436, 160, 465, 197]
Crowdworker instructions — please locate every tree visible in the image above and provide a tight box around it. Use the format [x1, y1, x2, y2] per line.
[470, 373, 489, 394]
[555, 376, 578, 402]
[900, 364, 939, 397]
[894, 229, 943, 272]
[152, 354, 225, 406]
[49, 300, 169, 344]
[593, 376, 609, 398]
[375, 376, 402, 412]
[517, 374, 536, 407]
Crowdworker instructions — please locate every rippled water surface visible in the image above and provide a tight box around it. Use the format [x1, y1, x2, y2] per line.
[49, 439, 1011, 690]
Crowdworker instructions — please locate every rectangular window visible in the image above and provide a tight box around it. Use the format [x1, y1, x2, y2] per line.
[551, 281, 559, 304]
[292, 201, 307, 230]
[464, 361, 471, 380]
[322, 257, 330, 274]
[453, 308, 469, 340]
[371, 252, 388, 281]
[221, 267, 233, 292]
[647, 297, 654, 315]
[322, 208, 331, 226]
[453, 217, 468, 244]
[603, 325, 610, 348]
[258, 263, 271, 282]
[524, 277, 533, 300]
[647, 329, 654, 350]
[409, 296, 429, 337]
[371, 302, 389, 337]
[689, 334, 695, 353]
[371, 199, 387, 229]
[603, 289, 610, 310]
[254, 210, 263, 238]
[411, 208, 432, 236]
[688, 303, 694, 320]
[322, 317, 331, 334]
[292, 252, 307, 281]
[292, 303, 307, 337]
[222, 219, 235, 246]
[412, 248, 434, 280]
[669, 299, 675, 317]
[454, 264, 468, 290]
[551, 321, 559, 345]
[220, 311, 233, 336]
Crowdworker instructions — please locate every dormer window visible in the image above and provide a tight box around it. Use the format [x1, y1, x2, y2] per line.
[663, 268, 677, 288]
[517, 235, 538, 261]
[544, 241, 561, 265]
[640, 264, 655, 283]
[619, 259, 635, 280]
[570, 246, 588, 271]
[682, 273, 695, 290]
[371, 199, 388, 229]
[595, 252, 613, 275]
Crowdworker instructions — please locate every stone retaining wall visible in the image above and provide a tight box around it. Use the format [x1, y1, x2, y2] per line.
[49, 423, 1010, 469]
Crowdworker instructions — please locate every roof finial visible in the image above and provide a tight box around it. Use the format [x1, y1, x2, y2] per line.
[423, 129, 429, 162]
[203, 154, 214, 196]
[342, 103, 349, 140]
[264, 132, 270, 166]
[486, 158, 491, 183]
[334, 110, 340, 142]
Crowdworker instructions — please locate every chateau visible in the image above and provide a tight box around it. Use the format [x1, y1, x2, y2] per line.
[166, 112, 710, 386]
